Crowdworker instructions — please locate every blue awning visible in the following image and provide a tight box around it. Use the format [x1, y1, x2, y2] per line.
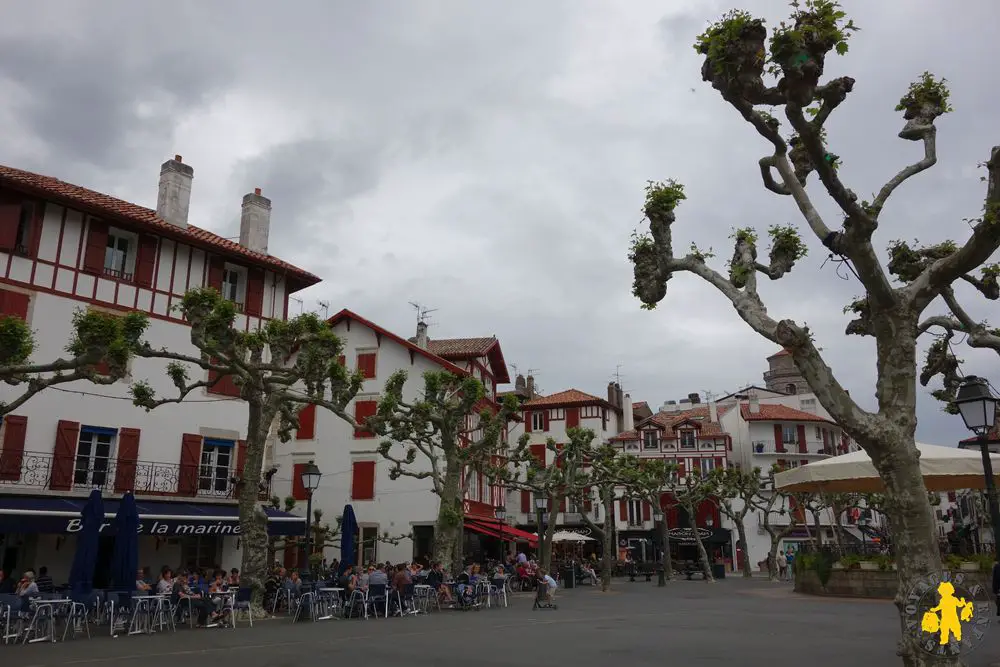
[0, 495, 305, 537]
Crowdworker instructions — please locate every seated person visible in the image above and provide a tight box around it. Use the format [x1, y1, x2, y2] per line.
[16, 570, 39, 608]
[455, 564, 474, 604]
[425, 562, 452, 603]
[136, 569, 152, 592]
[172, 569, 218, 627]
[580, 562, 599, 586]
[227, 568, 240, 587]
[338, 565, 357, 593]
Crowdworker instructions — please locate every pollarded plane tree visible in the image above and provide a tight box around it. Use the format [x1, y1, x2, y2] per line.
[626, 2, 997, 664]
[129, 288, 363, 608]
[751, 465, 800, 581]
[504, 427, 595, 571]
[0, 308, 149, 417]
[707, 465, 763, 578]
[620, 457, 675, 583]
[368, 369, 521, 576]
[665, 463, 716, 582]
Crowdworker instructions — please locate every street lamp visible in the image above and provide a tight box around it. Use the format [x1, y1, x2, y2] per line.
[653, 511, 666, 587]
[495, 505, 507, 561]
[299, 460, 322, 579]
[858, 515, 870, 552]
[955, 376, 1000, 563]
[535, 497, 548, 563]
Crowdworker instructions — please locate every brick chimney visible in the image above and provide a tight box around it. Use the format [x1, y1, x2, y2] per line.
[514, 374, 526, 396]
[526, 375, 535, 398]
[748, 394, 760, 414]
[240, 187, 271, 254]
[615, 383, 623, 409]
[607, 382, 618, 407]
[709, 399, 718, 423]
[156, 155, 193, 228]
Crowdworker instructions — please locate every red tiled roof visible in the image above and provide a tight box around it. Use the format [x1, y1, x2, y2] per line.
[327, 309, 468, 377]
[611, 406, 726, 440]
[523, 389, 608, 408]
[0, 163, 320, 289]
[767, 348, 791, 359]
[739, 403, 834, 424]
[633, 401, 649, 411]
[426, 336, 510, 384]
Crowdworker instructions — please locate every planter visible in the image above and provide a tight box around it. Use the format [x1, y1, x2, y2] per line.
[960, 562, 979, 572]
[755, 444, 764, 453]
[859, 562, 879, 571]
[831, 562, 845, 570]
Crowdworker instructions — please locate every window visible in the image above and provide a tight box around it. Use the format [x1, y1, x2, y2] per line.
[354, 399, 378, 438]
[359, 525, 379, 565]
[627, 499, 643, 526]
[784, 383, 796, 394]
[699, 458, 716, 476]
[75, 426, 116, 487]
[782, 425, 796, 443]
[531, 411, 547, 431]
[180, 536, 221, 570]
[14, 202, 35, 255]
[104, 228, 136, 280]
[221, 265, 247, 309]
[679, 430, 696, 449]
[468, 471, 481, 502]
[351, 460, 376, 500]
[198, 438, 233, 494]
[642, 430, 659, 450]
[800, 398, 816, 412]
[624, 441, 639, 453]
[357, 351, 377, 379]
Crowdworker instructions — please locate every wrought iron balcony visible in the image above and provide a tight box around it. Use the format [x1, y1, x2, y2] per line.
[0, 450, 272, 501]
[750, 440, 834, 456]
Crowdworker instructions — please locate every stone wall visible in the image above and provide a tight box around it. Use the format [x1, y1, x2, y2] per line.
[794, 568, 899, 599]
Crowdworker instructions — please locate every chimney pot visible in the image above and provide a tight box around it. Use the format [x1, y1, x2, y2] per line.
[415, 320, 429, 350]
[240, 188, 272, 254]
[526, 375, 535, 398]
[623, 393, 634, 432]
[157, 155, 194, 228]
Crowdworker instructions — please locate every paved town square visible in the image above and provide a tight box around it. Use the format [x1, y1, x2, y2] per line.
[5, 579, 999, 667]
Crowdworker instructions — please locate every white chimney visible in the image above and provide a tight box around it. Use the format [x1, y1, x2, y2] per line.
[156, 155, 193, 228]
[415, 320, 429, 349]
[709, 400, 718, 423]
[748, 395, 760, 414]
[623, 393, 634, 432]
[240, 187, 271, 254]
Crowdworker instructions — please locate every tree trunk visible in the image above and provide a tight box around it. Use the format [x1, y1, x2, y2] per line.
[830, 498, 845, 559]
[687, 505, 714, 582]
[601, 486, 615, 591]
[238, 397, 276, 615]
[765, 531, 781, 581]
[658, 512, 672, 582]
[541, 494, 557, 571]
[434, 464, 464, 576]
[811, 511, 822, 549]
[734, 515, 753, 578]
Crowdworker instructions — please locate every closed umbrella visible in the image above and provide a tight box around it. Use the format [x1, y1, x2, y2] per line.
[774, 442, 1000, 493]
[110, 492, 139, 593]
[339, 505, 358, 575]
[69, 489, 105, 596]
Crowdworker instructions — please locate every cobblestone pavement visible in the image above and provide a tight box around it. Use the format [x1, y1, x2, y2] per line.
[7, 577, 1000, 667]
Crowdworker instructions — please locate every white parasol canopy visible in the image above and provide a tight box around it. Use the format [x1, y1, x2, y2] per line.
[774, 442, 1000, 493]
[550, 530, 595, 543]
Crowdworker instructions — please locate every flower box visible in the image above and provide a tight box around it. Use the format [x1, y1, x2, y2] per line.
[859, 561, 879, 571]
[831, 562, 845, 570]
[959, 562, 979, 572]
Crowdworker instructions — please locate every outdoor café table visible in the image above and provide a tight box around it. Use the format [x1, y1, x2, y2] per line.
[128, 595, 160, 635]
[315, 588, 343, 620]
[413, 584, 432, 613]
[210, 589, 236, 627]
[23, 599, 72, 644]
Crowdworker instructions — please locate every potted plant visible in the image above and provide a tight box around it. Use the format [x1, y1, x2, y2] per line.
[874, 554, 894, 571]
[839, 554, 861, 570]
[976, 554, 994, 573]
[944, 554, 964, 572]
[859, 558, 879, 571]
[960, 559, 980, 572]
[831, 560, 845, 570]
[755, 443, 764, 453]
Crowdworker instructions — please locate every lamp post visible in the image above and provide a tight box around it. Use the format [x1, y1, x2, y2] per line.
[535, 496, 548, 567]
[955, 376, 1000, 563]
[653, 510, 666, 587]
[858, 515, 869, 552]
[299, 460, 323, 580]
[495, 505, 507, 562]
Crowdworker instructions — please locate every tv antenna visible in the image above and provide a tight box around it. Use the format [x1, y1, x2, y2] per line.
[510, 363, 519, 377]
[409, 301, 438, 325]
[289, 296, 304, 315]
[612, 365, 624, 385]
[317, 300, 330, 319]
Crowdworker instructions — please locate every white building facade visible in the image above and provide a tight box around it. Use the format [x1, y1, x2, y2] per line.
[0, 157, 312, 583]
[270, 313, 523, 567]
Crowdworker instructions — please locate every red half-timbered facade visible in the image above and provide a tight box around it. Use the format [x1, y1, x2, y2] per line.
[0, 157, 316, 579]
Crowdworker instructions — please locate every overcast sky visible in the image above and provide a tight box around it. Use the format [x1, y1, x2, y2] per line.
[1, 0, 997, 445]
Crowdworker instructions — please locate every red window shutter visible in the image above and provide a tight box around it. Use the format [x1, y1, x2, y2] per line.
[207, 256, 225, 291]
[0, 201, 20, 251]
[543, 411, 550, 431]
[529, 444, 545, 465]
[524, 412, 532, 433]
[947, 491, 957, 503]
[619, 499, 628, 521]
[50, 420, 80, 491]
[715, 456, 724, 469]
[0, 289, 30, 320]
[354, 400, 378, 438]
[296, 404, 316, 440]
[357, 353, 376, 379]
[245, 268, 265, 316]
[337, 355, 345, 367]
[796, 425, 807, 453]
[82, 219, 108, 274]
[178, 433, 202, 496]
[207, 359, 241, 397]
[520, 490, 531, 513]
[566, 408, 580, 429]
[773, 424, 785, 452]
[134, 235, 158, 288]
[678, 459, 686, 477]
[352, 460, 376, 500]
[0, 415, 28, 481]
[642, 501, 651, 521]
[583, 487, 592, 512]
[555, 444, 564, 469]
[236, 439, 248, 476]
[114, 427, 141, 493]
[292, 463, 307, 500]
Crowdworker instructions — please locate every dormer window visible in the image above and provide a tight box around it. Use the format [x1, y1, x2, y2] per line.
[679, 430, 696, 449]
[642, 430, 659, 450]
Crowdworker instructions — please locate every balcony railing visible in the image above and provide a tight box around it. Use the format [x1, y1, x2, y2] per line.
[0, 450, 271, 501]
[751, 440, 834, 456]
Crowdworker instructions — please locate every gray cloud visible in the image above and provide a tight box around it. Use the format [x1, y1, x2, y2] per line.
[0, 0, 997, 447]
